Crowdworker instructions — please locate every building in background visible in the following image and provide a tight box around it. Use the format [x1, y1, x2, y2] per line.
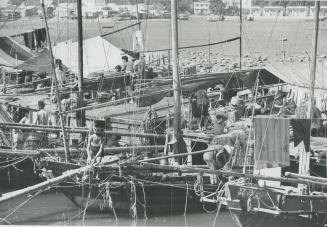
[193, 0, 210, 15]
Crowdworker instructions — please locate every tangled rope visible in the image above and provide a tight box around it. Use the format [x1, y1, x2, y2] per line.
[129, 180, 138, 220]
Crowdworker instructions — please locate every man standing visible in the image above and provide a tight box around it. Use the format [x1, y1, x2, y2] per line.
[196, 89, 209, 131]
[121, 56, 134, 103]
[34, 100, 51, 125]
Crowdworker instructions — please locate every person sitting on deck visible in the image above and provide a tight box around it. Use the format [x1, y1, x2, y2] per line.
[203, 145, 232, 184]
[34, 100, 51, 125]
[87, 120, 105, 165]
[19, 110, 30, 124]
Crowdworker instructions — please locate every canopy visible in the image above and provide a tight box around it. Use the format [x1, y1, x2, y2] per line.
[0, 36, 34, 67]
[264, 61, 327, 91]
[16, 49, 52, 72]
[53, 36, 131, 78]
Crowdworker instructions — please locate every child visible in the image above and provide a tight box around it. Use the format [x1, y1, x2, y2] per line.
[87, 120, 105, 165]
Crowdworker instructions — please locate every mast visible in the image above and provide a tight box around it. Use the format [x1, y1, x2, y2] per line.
[299, 0, 320, 187]
[41, 1, 70, 161]
[239, 0, 242, 70]
[171, 0, 182, 150]
[76, 0, 85, 127]
[135, 0, 141, 30]
[308, 0, 320, 119]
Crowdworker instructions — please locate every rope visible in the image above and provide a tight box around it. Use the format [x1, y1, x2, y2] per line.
[129, 180, 138, 220]
[140, 181, 148, 219]
[184, 183, 189, 216]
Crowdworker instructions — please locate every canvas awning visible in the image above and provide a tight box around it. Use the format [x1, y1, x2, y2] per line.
[264, 61, 327, 91]
[16, 49, 52, 72]
[53, 36, 132, 78]
[0, 36, 34, 67]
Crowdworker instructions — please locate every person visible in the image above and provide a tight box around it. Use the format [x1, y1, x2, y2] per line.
[87, 120, 105, 165]
[115, 65, 122, 72]
[190, 93, 200, 130]
[196, 89, 209, 131]
[213, 112, 227, 135]
[133, 54, 145, 79]
[121, 56, 133, 73]
[34, 100, 51, 125]
[203, 145, 231, 184]
[121, 56, 134, 102]
[55, 59, 66, 87]
[19, 110, 30, 124]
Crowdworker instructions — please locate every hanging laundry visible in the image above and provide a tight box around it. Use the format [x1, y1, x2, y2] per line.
[290, 119, 311, 152]
[35, 28, 47, 48]
[23, 31, 35, 50]
[254, 116, 290, 169]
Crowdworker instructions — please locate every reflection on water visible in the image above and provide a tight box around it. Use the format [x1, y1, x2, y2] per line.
[0, 188, 238, 226]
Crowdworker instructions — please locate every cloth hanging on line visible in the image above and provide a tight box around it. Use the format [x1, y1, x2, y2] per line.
[290, 119, 311, 152]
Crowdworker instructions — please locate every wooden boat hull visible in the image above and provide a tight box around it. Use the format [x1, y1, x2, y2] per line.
[225, 182, 327, 227]
[0, 158, 42, 188]
[59, 181, 215, 216]
[42, 160, 218, 216]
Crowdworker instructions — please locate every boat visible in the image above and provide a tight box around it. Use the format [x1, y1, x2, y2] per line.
[224, 2, 327, 226]
[178, 14, 189, 20]
[207, 15, 224, 22]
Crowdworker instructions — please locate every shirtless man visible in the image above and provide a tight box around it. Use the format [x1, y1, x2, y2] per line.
[34, 100, 51, 125]
[87, 120, 105, 165]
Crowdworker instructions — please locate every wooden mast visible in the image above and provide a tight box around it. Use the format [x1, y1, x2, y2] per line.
[171, 0, 182, 151]
[76, 0, 85, 127]
[308, 0, 320, 119]
[298, 0, 320, 187]
[40, 1, 70, 161]
[239, 0, 242, 70]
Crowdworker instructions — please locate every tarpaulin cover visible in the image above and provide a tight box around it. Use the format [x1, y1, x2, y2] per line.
[16, 49, 52, 72]
[0, 36, 34, 67]
[53, 36, 132, 78]
[264, 61, 327, 91]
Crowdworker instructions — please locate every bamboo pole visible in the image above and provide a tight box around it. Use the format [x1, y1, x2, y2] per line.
[76, 0, 85, 128]
[0, 123, 165, 139]
[0, 145, 164, 157]
[171, 0, 182, 155]
[285, 172, 327, 184]
[140, 163, 327, 187]
[0, 122, 211, 141]
[137, 149, 216, 163]
[0, 165, 93, 203]
[41, 1, 70, 162]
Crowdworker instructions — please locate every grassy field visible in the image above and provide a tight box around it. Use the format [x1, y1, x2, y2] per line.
[1, 16, 327, 59]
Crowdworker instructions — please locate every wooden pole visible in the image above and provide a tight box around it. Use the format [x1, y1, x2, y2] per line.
[239, 0, 242, 70]
[0, 122, 166, 138]
[41, 1, 70, 162]
[308, 0, 320, 120]
[137, 149, 216, 163]
[0, 165, 93, 203]
[2, 69, 6, 94]
[135, 0, 141, 30]
[141, 163, 327, 187]
[285, 172, 327, 184]
[76, 0, 85, 127]
[171, 0, 182, 153]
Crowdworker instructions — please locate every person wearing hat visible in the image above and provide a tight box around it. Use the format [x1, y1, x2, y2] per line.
[87, 120, 105, 165]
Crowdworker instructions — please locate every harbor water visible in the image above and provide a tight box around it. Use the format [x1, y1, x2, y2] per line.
[0, 188, 238, 226]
